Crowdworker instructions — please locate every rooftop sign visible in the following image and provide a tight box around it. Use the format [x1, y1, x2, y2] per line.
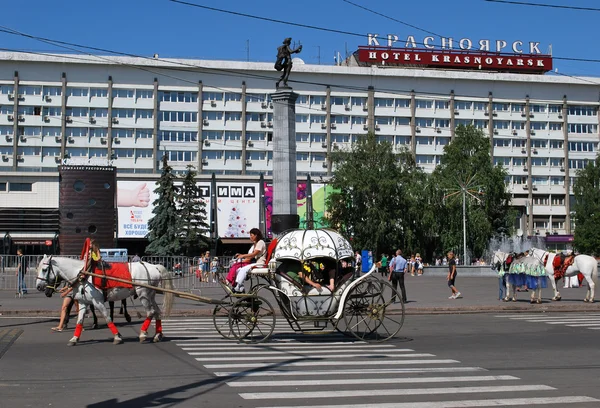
[359, 34, 552, 73]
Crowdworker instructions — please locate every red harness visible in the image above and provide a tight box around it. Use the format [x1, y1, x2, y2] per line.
[92, 263, 133, 289]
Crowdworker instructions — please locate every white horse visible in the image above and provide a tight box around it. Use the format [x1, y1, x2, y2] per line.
[36, 255, 174, 346]
[529, 247, 598, 303]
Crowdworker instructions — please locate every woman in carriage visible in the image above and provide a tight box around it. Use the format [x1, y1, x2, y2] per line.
[226, 228, 267, 293]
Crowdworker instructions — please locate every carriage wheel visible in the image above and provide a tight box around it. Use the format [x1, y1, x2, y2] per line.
[212, 296, 236, 340]
[342, 279, 404, 342]
[228, 295, 275, 343]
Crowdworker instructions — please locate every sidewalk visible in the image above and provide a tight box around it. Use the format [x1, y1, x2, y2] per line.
[1, 274, 599, 317]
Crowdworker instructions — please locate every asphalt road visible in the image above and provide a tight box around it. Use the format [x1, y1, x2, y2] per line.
[1, 312, 600, 408]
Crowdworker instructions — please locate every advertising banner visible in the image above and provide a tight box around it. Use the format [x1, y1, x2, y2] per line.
[264, 183, 335, 237]
[117, 180, 210, 238]
[216, 182, 260, 238]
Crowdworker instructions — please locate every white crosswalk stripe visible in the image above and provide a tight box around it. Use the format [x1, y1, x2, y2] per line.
[495, 312, 600, 331]
[160, 318, 600, 407]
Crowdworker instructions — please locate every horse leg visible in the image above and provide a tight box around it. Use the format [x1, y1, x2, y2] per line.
[109, 301, 115, 321]
[94, 297, 123, 344]
[67, 302, 87, 346]
[151, 297, 163, 343]
[122, 299, 132, 323]
[548, 275, 561, 301]
[585, 273, 595, 303]
[90, 305, 98, 329]
[137, 290, 156, 342]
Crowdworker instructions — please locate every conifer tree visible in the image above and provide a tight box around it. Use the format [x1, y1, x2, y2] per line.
[178, 165, 210, 256]
[146, 155, 181, 255]
[572, 154, 600, 255]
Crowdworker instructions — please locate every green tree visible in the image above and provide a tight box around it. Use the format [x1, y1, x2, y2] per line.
[572, 154, 600, 255]
[178, 165, 210, 256]
[431, 125, 514, 260]
[325, 132, 428, 256]
[146, 155, 181, 255]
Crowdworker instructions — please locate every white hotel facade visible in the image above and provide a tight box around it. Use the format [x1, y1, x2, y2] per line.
[0, 52, 598, 248]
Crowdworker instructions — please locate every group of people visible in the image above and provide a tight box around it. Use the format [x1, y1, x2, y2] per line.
[378, 253, 424, 277]
[196, 251, 219, 283]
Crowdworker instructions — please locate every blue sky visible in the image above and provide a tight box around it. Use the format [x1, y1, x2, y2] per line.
[2, 0, 599, 77]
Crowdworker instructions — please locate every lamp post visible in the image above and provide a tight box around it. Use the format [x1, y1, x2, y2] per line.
[444, 174, 483, 266]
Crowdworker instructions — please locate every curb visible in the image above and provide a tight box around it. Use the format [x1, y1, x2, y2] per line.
[2, 303, 599, 317]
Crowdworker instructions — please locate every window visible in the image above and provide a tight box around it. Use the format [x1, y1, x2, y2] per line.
[310, 95, 326, 106]
[533, 196, 549, 205]
[247, 132, 265, 141]
[415, 100, 433, 109]
[90, 128, 107, 138]
[331, 115, 349, 124]
[114, 148, 134, 158]
[331, 97, 348, 105]
[90, 88, 108, 98]
[531, 158, 547, 166]
[473, 102, 487, 111]
[43, 127, 61, 137]
[416, 118, 433, 128]
[455, 101, 472, 110]
[533, 219, 549, 229]
[9, 182, 32, 192]
[225, 112, 242, 122]
[494, 157, 510, 166]
[136, 109, 153, 119]
[530, 139, 547, 148]
[568, 123, 598, 134]
[245, 93, 263, 103]
[568, 105, 596, 116]
[550, 140, 563, 149]
[161, 111, 198, 122]
[296, 133, 309, 142]
[416, 155, 434, 164]
[114, 89, 134, 99]
[552, 220, 565, 229]
[203, 130, 222, 141]
[492, 103, 509, 112]
[493, 139, 511, 147]
[551, 177, 564, 185]
[436, 137, 450, 146]
[160, 130, 197, 142]
[512, 139, 526, 148]
[203, 92, 223, 101]
[296, 152, 309, 161]
[513, 157, 525, 166]
[511, 121, 525, 130]
[549, 122, 562, 131]
[494, 121, 510, 130]
[66, 107, 89, 117]
[113, 129, 134, 138]
[473, 120, 488, 129]
[435, 100, 449, 110]
[511, 104, 524, 112]
[397, 117, 412, 127]
[551, 197, 565, 206]
[19, 86, 41, 96]
[332, 134, 349, 143]
[90, 108, 108, 118]
[0, 106, 13, 114]
[202, 150, 223, 160]
[113, 109, 134, 118]
[351, 97, 367, 106]
[310, 133, 324, 143]
[247, 151, 265, 160]
[310, 115, 326, 124]
[376, 116, 394, 125]
[225, 151, 241, 160]
[136, 90, 153, 99]
[312, 153, 326, 162]
[352, 116, 366, 125]
[569, 159, 589, 169]
[374, 98, 393, 107]
[225, 131, 241, 141]
[295, 114, 308, 123]
[89, 148, 107, 158]
[395, 99, 410, 108]
[225, 93, 242, 102]
[245, 112, 264, 122]
[136, 149, 153, 158]
[66, 127, 87, 138]
[67, 87, 87, 97]
[416, 137, 433, 145]
[530, 104, 546, 113]
[548, 105, 561, 113]
[456, 119, 473, 127]
[296, 95, 308, 104]
[530, 122, 546, 130]
[550, 158, 563, 167]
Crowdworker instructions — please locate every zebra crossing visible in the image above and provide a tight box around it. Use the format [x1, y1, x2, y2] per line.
[161, 318, 599, 407]
[495, 313, 600, 330]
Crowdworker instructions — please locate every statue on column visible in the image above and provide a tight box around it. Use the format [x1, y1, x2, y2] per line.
[274, 37, 302, 88]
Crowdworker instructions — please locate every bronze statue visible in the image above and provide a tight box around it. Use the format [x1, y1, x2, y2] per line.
[274, 37, 302, 88]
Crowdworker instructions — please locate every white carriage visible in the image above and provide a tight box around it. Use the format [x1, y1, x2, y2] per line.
[213, 228, 405, 343]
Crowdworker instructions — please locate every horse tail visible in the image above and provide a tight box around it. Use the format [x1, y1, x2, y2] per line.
[159, 265, 174, 317]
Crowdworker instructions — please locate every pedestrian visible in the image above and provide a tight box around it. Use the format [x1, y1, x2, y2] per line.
[447, 251, 462, 299]
[132, 253, 141, 262]
[388, 249, 408, 303]
[202, 251, 211, 282]
[379, 253, 388, 276]
[16, 249, 27, 295]
[415, 253, 424, 276]
[355, 251, 362, 273]
[408, 254, 416, 276]
[210, 256, 219, 283]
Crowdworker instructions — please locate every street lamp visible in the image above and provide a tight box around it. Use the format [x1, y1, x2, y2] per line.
[444, 174, 483, 266]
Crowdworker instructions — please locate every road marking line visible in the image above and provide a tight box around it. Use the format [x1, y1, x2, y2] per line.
[203, 359, 458, 369]
[182, 347, 407, 354]
[213, 367, 487, 377]
[240, 384, 555, 399]
[255, 396, 600, 408]
[194, 353, 434, 361]
[227, 375, 519, 387]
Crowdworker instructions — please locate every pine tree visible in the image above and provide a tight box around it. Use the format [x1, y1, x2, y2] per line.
[146, 155, 181, 255]
[178, 165, 210, 256]
[572, 154, 600, 255]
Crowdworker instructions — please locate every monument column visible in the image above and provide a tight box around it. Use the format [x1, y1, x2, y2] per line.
[271, 88, 299, 234]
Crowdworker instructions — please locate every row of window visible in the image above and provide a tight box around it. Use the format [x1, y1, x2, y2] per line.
[0, 182, 32, 192]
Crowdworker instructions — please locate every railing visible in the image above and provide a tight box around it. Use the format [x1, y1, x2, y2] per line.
[0, 254, 235, 292]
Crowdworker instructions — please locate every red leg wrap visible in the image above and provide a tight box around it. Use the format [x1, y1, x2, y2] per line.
[141, 318, 152, 332]
[74, 324, 83, 338]
[155, 320, 162, 333]
[107, 322, 119, 335]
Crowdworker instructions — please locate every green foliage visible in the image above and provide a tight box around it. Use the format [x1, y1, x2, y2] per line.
[178, 165, 211, 257]
[572, 154, 600, 255]
[146, 155, 181, 256]
[325, 132, 430, 256]
[431, 125, 514, 258]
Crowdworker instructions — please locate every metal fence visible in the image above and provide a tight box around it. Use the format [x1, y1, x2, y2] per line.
[0, 254, 234, 293]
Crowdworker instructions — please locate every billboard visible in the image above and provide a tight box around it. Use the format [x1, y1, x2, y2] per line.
[116, 180, 210, 238]
[216, 182, 260, 238]
[264, 183, 335, 237]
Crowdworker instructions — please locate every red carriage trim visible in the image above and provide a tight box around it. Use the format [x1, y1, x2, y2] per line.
[92, 262, 133, 289]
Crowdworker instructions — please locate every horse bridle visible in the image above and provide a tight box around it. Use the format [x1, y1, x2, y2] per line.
[39, 257, 62, 293]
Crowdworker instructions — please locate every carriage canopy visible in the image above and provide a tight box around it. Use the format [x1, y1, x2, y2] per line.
[273, 228, 354, 262]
